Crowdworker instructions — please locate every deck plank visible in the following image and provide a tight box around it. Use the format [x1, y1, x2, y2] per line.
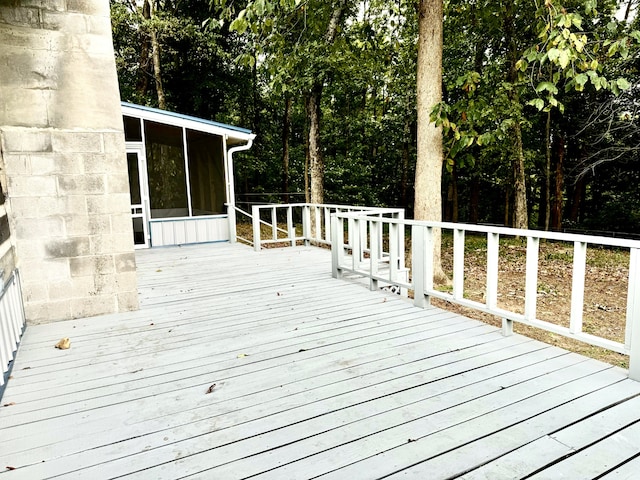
[0, 243, 638, 479]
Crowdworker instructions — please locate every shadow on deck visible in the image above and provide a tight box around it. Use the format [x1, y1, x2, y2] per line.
[1, 243, 639, 479]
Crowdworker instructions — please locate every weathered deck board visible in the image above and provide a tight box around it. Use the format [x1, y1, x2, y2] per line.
[1, 243, 639, 479]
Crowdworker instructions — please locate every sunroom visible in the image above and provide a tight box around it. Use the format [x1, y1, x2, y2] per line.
[121, 102, 255, 248]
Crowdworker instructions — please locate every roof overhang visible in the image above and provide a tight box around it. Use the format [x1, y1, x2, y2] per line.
[121, 102, 256, 146]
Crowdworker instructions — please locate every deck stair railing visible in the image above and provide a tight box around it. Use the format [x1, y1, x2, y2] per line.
[330, 211, 640, 381]
[250, 203, 404, 252]
[1, 270, 26, 390]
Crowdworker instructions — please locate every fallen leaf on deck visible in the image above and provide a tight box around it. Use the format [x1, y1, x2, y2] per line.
[6, 466, 16, 471]
[206, 384, 216, 394]
[407, 438, 417, 443]
[298, 349, 308, 352]
[3, 402, 16, 407]
[149, 323, 155, 326]
[54, 338, 71, 350]
[237, 353, 249, 358]
[156, 269, 162, 272]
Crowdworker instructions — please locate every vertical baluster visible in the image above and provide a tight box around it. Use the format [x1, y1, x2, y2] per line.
[524, 236, 540, 321]
[626, 248, 640, 380]
[570, 241, 587, 335]
[287, 206, 294, 247]
[252, 205, 261, 251]
[271, 206, 278, 241]
[370, 219, 380, 290]
[452, 229, 465, 300]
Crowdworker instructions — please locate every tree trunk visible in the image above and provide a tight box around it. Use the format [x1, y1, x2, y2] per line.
[148, 0, 166, 109]
[137, 0, 151, 97]
[415, 0, 447, 284]
[512, 121, 528, 229]
[281, 95, 292, 203]
[469, 175, 480, 223]
[307, 85, 324, 205]
[504, 185, 511, 227]
[401, 116, 410, 208]
[304, 97, 310, 203]
[306, 0, 348, 207]
[551, 135, 565, 231]
[568, 174, 586, 223]
[544, 109, 552, 230]
[504, 2, 527, 230]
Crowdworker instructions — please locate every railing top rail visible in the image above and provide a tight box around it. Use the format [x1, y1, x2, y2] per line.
[251, 202, 399, 212]
[332, 211, 640, 250]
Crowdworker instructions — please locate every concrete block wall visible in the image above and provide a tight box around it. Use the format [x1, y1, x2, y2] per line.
[0, 0, 139, 323]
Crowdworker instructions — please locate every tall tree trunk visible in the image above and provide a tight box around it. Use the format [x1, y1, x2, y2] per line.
[451, 162, 458, 222]
[147, 0, 165, 109]
[551, 135, 565, 230]
[281, 95, 292, 203]
[306, 0, 348, 207]
[544, 109, 552, 230]
[137, 0, 151, 97]
[304, 97, 310, 203]
[504, 2, 527, 229]
[415, 0, 447, 283]
[568, 174, 586, 223]
[307, 85, 324, 205]
[401, 116, 410, 208]
[469, 175, 480, 223]
[511, 122, 528, 228]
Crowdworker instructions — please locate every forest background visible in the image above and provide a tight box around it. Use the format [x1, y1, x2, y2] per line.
[110, 0, 640, 236]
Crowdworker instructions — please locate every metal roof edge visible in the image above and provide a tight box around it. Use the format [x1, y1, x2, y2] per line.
[120, 102, 254, 138]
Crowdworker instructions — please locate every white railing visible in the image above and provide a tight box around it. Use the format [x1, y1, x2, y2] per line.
[1, 270, 26, 389]
[250, 203, 404, 252]
[330, 211, 640, 381]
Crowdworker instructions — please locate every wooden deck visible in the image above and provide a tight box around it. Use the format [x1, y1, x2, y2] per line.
[1, 243, 640, 479]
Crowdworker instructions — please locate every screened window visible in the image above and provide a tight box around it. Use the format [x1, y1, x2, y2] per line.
[187, 130, 225, 215]
[144, 121, 189, 219]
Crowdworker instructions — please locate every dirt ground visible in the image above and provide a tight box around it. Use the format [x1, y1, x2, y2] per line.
[435, 234, 630, 369]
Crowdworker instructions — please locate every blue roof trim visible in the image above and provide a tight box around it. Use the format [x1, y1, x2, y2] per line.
[121, 102, 253, 135]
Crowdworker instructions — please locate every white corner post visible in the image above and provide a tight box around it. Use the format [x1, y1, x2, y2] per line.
[252, 205, 261, 252]
[331, 214, 343, 279]
[626, 248, 640, 381]
[225, 138, 254, 244]
[412, 225, 431, 308]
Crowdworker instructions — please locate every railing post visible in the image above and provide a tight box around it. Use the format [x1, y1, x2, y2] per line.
[452, 228, 465, 301]
[570, 241, 587, 335]
[287, 206, 294, 247]
[412, 225, 431, 308]
[331, 214, 343, 279]
[302, 205, 311, 246]
[352, 217, 361, 271]
[626, 248, 640, 380]
[252, 205, 261, 252]
[370, 219, 379, 291]
[271, 206, 278, 241]
[524, 236, 539, 321]
[324, 206, 331, 244]
[227, 204, 237, 243]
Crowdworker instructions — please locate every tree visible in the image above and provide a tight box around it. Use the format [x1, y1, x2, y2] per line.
[415, 0, 447, 282]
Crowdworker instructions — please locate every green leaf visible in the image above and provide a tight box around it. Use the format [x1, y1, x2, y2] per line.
[558, 50, 570, 69]
[535, 82, 558, 94]
[575, 73, 588, 87]
[528, 98, 545, 111]
[547, 48, 560, 63]
[617, 78, 631, 90]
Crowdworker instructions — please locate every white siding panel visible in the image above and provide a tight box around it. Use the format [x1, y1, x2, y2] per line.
[149, 215, 229, 247]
